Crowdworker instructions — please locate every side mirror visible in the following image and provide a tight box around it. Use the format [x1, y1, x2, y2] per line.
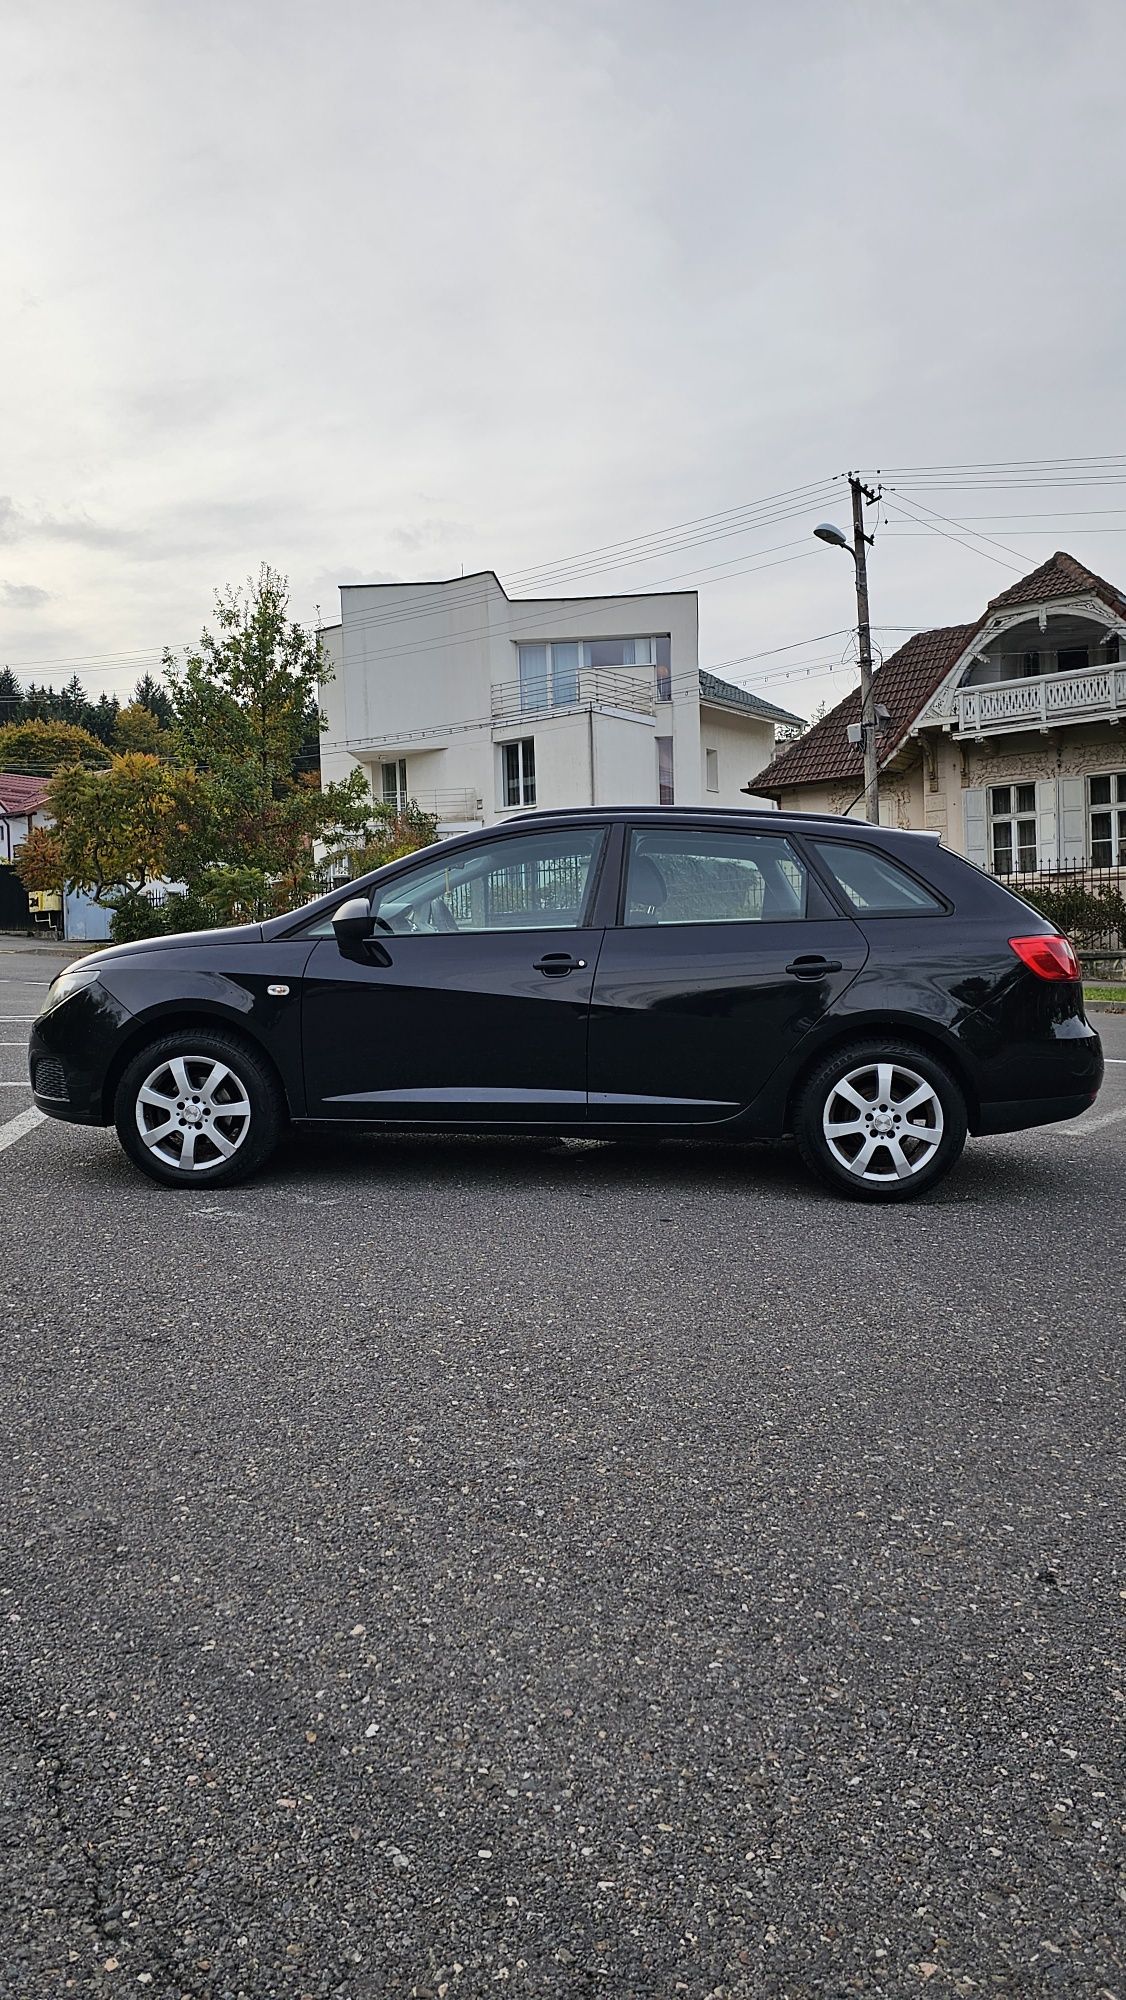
[331, 895, 373, 943]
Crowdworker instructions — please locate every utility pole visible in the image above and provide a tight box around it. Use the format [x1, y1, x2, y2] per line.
[849, 473, 881, 824]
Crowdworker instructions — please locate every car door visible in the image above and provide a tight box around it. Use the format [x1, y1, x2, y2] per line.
[301, 823, 608, 1123]
[586, 821, 868, 1125]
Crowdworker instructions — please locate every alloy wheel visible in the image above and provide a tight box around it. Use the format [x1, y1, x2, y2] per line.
[134, 1053, 253, 1172]
[822, 1059, 944, 1184]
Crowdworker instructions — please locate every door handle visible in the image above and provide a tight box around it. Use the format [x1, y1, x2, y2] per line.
[785, 954, 843, 978]
[533, 953, 587, 976]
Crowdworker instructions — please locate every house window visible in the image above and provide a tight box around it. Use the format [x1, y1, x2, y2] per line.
[656, 735, 674, 806]
[1089, 772, 1126, 866]
[382, 759, 408, 809]
[705, 747, 719, 793]
[989, 783, 1037, 875]
[518, 643, 579, 712]
[519, 635, 672, 707]
[503, 738, 536, 808]
[1057, 646, 1089, 675]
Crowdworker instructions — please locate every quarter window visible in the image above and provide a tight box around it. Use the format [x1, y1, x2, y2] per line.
[811, 841, 944, 914]
[1089, 771, 1126, 866]
[503, 738, 536, 808]
[372, 828, 604, 934]
[624, 828, 807, 926]
[989, 783, 1037, 875]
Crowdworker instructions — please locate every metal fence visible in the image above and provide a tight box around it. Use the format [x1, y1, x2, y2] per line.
[998, 862, 1126, 969]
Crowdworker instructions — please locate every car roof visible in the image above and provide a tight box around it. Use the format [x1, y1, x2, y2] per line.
[509, 805, 940, 841]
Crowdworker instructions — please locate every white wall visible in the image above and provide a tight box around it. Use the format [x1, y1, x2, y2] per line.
[319, 572, 705, 824]
[698, 708, 778, 809]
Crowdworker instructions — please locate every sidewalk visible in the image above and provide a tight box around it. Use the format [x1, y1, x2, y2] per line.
[0, 932, 97, 962]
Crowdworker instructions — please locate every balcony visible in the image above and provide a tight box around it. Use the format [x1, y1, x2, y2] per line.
[490, 667, 655, 727]
[956, 664, 1126, 736]
[409, 788, 483, 824]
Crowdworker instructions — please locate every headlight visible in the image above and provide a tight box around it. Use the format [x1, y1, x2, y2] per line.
[40, 960, 102, 1013]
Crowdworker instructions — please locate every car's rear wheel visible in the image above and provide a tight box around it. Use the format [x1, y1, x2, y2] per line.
[114, 1030, 283, 1188]
[794, 1040, 967, 1202]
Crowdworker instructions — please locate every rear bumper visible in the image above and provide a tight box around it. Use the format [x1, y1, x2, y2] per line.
[973, 1025, 1103, 1135]
[976, 1090, 1100, 1136]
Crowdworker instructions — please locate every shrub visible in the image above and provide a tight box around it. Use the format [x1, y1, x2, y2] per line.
[1017, 878, 1126, 949]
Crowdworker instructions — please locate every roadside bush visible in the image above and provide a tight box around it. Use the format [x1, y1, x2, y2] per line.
[1017, 878, 1126, 949]
[109, 895, 169, 944]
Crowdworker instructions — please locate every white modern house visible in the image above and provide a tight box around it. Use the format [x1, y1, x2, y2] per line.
[318, 573, 803, 833]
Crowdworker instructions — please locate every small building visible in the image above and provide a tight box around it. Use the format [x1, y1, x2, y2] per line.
[0, 772, 50, 865]
[0, 773, 51, 932]
[319, 572, 803, 832]
[750, 552, 1126, 879]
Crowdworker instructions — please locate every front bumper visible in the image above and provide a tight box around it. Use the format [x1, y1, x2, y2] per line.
[28, 982, 135, 1125]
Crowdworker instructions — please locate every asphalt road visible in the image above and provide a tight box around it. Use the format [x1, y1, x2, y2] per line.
[1, 941, 1123, 1999]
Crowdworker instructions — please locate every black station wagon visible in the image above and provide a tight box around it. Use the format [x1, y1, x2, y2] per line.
[29, 807, 1103, 1201]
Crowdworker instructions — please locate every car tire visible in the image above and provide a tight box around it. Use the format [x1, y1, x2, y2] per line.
[794, 1039, 967, 1202]
[114, 1029, 284, 1189]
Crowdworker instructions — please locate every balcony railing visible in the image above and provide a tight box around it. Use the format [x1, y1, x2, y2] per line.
[407, 788, 482, 822]
[956, 664, 1126, 734]
[491, 667, 655, 726]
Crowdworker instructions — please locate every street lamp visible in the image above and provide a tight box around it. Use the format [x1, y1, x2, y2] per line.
[813, 479, 881, 824]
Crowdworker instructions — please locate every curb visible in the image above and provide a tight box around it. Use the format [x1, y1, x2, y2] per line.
[0, 936, 94, 962]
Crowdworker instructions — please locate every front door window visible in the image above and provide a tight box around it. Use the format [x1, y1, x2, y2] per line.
[371, 826, 604, 935]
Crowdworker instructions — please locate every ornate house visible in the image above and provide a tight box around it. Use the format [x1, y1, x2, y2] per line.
[750, 552, 1126, 879]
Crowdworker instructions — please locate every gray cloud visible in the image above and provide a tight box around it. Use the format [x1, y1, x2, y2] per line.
[0, 496, 136, 551]
[2, 0, 1126, 701]
[1, 581, 51, 610]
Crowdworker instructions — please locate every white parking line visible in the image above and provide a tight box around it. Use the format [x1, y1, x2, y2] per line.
[0, 1015, 34, 1021]
[0, 1106, 45, 1153]
[0, 1081, 30, 1088]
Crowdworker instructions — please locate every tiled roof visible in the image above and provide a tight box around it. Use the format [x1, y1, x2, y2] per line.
[749, 625, 978, 794]
[697, 670, 804, 728]
[0, 772, 50, 816]
[750, 546, 1126, 797]
[984, 550, 1126, 619]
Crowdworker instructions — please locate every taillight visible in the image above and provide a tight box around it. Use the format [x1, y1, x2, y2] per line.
[1008, 934, 1081, 981]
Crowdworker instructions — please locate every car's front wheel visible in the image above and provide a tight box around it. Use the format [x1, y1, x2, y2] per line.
[794, 1040, 967, 1202]
[114, 1030, 283, 1188]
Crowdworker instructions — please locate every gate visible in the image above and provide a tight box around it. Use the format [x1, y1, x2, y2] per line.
[0, 866, 30, 933]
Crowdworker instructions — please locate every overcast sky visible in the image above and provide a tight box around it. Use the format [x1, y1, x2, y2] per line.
[3, 0, 1126, 719]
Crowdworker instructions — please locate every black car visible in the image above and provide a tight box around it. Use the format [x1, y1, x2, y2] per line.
[29, 807, 1103, 1201]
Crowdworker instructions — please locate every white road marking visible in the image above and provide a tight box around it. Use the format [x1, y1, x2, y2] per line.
[0, 1081, 30, 1087]
[1048, 1102, 1126, 1137]
[0, 1015, 34, 1021]
[0, 1041, 27, 1046]
[0, 1106, 45, 1153]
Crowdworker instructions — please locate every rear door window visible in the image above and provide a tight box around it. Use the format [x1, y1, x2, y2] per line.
[811, 840, 945, 914]
[623, 827, 808, 925]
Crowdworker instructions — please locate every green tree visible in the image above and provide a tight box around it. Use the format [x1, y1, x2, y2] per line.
[88, 692, 121, 746]
[133, 672, 175, 731]
[114, 701, 172, 757]
[164, 564, 375, 922]
[0, 718, 111, 771]
[58, 673, 94, 732]
[17, 753, 204, 935]
[0, 667, 23, 724]
[331, 801, 439, 877]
